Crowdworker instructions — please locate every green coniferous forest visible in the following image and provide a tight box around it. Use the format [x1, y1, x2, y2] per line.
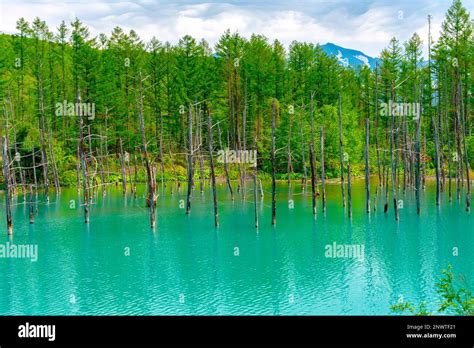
[0, 0, 472, 227]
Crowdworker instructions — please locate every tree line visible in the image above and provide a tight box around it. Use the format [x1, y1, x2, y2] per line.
[0, 0, 472, 211]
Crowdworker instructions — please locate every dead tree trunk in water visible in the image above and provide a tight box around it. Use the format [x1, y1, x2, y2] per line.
[32, 144, 38, 213]
[39, 78, 49, 203]
[241, 96, 247, 199]
[186, 106, 193, 214]
[197, 109, 205, 195]
[79, 118, 89, 223]
[48, 130, 60, 194]
[320, 126, 326, 213]
[253, 137, 258, 229]
[422, 132, 426, 190]
[374, 62, 382, 188]
[433, 117, 441, 206]
[126, 148, 134, 197]
[299, 106, 307, 186]
[443, 66, 452, 201]
[415, 107, 421, 215]
[254, 171, 258, 229]
[119, 138, 127, 195]
[29, 185, 34, 224]
[218, 123, 233, 200]
[76, 142, 81, 193]
[2, 137, 13, 235]
[310, 93, 317, 190]
[365, 118, 370, 214]
[99, 128, 106, 197]
[169, 143, 178, 194]
[133, 154, 138, 198]
[138, 74, 156, 228]
[87, 126, 94, 200]
[8, 98, 26, 201]
[458, 82, 471, 212]
[309, 143, 317, 216]
[347, 162, 352, 219]
[159, 109, 165, 192]
[390, 82, 399, 220]
[338, 93, 346, 207]
[104, 110, 110, 190]
[286, 108, 293, 185]
[271, 99, 277, 226]
[207, 110, 219, 227]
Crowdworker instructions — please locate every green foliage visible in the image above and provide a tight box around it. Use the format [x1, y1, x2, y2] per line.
[0, 0, 472, 187]
[391, 265, 474, 315]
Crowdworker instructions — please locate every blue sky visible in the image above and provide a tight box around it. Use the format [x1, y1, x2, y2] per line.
[0, 0, 471, 57]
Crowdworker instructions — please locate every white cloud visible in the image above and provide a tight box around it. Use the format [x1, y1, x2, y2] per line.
[0, 0, 471, 57]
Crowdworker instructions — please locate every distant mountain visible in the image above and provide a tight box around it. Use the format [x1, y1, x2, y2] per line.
[321, 42, 380, 70]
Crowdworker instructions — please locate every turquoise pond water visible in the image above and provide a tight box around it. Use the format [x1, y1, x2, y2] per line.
[0, 180, 472, 315]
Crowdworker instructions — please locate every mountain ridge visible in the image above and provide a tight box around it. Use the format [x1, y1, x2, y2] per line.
[321, 42, 380, 69]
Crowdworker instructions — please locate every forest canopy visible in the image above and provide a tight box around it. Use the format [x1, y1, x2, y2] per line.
[0, 0, 472, 187]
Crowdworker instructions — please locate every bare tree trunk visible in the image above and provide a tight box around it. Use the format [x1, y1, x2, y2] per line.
[390, 83, 399, 220]
[271, 99, 277, 225]
[168, 143, 178, 194]
[127, 149, 135, 197]
[2, 137, 13, 234]
[99, 128, 106, 197]
[309, 143, 317, 216]
[299, 106, 307, 186]
[254, 172, 258, 229]
[422, 132, 426, 190]
[374, 63, 382, 189]
[133, 154, 138, 198]
[253, 135, 258, 229]
[29, 185, 34, 224]
[159, 109, 165, 192]
[8, 97, 26, 201]
[347, 162, 352, 219]
[309, 93, 318, 190]
[320, 126, 326, 213]
[104, 109, 110, 191]
[459, 81, 471, 211]
[138, 74, 156, 228]
[286, 109, 293, 185]
[217, 123, 233, 200]
[415, 109, 422, 215]
[241, 95, 247, 199]
[338, 93, 346, 207]
[39, 77, 49, 203]
[207, 110, 218, 227]
[455, 115, 461, 202]
[365, 118, 370, 214]
[79, 118, 89, 223]
[119, 138, 127, 195]
[48, 130, 60, 194]
[32, 144, 38, 213]
[87, 126, 94, 200]
[433, 117, 441, 206]
[186, 106, 193, 214]
[76, 142, 81, 193]
[402, 114, 408, 194]
[198, 109, 205, 195]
